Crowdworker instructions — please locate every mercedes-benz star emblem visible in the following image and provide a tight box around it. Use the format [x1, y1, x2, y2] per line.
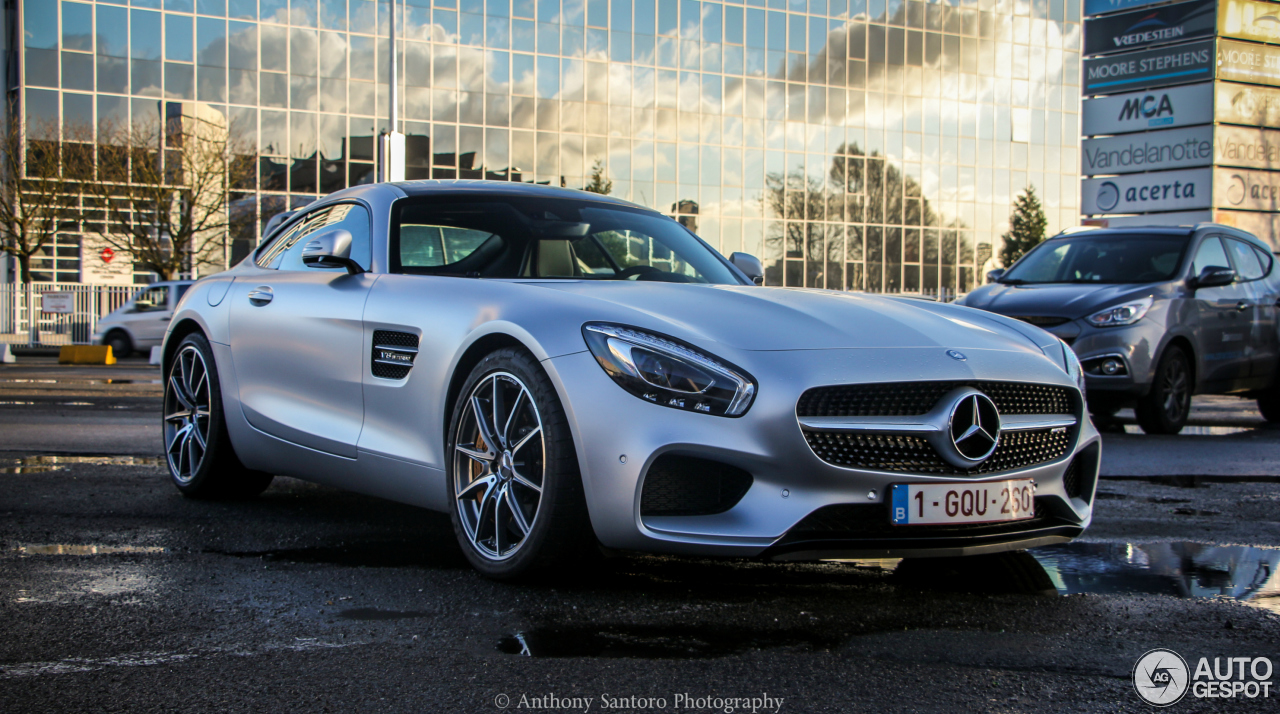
[946, 349, 967, 361]
[948, 393, 1001, 463]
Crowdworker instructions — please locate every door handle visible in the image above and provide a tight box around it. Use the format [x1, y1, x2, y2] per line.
[247, 286, 274, 306]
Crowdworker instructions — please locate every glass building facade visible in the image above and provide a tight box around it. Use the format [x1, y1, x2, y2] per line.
[5, 0, 1084, 290]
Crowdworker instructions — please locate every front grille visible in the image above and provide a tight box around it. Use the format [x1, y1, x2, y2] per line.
[1062, 457, 1081, 499]
[803, 427, 1072, 475]
[797, 381, 1072, 418]
[1013, 315, 1070, 328]
[371, 330, 419, 379]
[640, 455, 753, 517]
[779, 498, 1051, 542]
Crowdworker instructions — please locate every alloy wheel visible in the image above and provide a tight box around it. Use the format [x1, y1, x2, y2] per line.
[164, 345, 212, 484]
[1161, 357, 1189, 423]
[453, 371, 546, 561]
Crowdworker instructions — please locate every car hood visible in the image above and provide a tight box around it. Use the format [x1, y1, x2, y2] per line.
[524, 282, 1049, 354]
[962, 282, 1161, 321]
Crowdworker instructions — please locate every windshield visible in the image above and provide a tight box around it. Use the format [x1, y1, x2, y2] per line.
[391, 196, 743, 285]
[1001, 233, 1190, 285]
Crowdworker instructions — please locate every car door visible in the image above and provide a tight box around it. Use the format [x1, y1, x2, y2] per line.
[129, 284, 173, 347]
[1188, 236, 1253, 385]
[1226, 238, 1277, 382]
[227, 202, 378, 458]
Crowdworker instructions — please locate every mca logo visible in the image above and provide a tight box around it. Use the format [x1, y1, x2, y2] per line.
[1134, 649, 1190, 707]
[1118, 93, 1175, 126]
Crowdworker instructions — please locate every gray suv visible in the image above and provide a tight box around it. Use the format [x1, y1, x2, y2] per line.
[960, 224, 1280, 434]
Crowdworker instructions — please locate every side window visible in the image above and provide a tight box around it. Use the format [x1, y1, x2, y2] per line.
[134, 285, 170, 312]
[1226, 238, 1264, 281]
[260, 203, 373, 272]
[1254, 246, 1274, 277]
[1191, 237, 1230, 277]
[399, 224, 499, 268]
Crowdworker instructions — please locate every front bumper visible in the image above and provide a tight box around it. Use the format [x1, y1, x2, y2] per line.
[545, 346, 1100, 560]
[1043, 319, 1164, 397]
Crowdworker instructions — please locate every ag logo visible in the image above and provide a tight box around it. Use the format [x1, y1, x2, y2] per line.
[1133, 648, 1190, 706]
[1097, 181, 1120, 212]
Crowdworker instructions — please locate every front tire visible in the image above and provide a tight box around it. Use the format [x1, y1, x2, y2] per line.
[164, 333, 273, 499]
[447, 348, 592, 579]
[1135, 346, 1192, 435]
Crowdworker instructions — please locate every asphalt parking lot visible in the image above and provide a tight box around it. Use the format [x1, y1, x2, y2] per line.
[1, 357, 1278, 713]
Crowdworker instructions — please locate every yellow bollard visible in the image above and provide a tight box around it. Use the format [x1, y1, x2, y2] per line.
[58, 345, 117, 365]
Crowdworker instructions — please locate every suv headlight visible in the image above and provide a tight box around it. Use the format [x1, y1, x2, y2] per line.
[1087, 296, 1152, 327]
[582, 323, 756, 417]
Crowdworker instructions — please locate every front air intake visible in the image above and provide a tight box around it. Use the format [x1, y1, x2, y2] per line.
[371, 330, 419, 379]
[639, 455, 753, 517]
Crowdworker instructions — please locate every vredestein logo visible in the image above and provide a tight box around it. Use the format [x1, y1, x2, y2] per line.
[1114, 12, 1184, 47]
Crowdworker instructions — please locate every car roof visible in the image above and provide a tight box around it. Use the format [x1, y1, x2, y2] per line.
[389, 179, 656, 212]
[1053, 223, 1273, 251]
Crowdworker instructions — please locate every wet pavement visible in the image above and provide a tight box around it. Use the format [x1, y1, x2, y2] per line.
[1, 359, 1278, 712]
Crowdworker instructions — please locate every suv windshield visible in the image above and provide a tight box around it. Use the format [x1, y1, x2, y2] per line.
[391, 196, 743, 285]
[1001, 233, 1190, 285]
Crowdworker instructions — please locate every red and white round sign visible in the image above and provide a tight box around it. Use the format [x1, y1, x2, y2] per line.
[100, 247, 114, 263]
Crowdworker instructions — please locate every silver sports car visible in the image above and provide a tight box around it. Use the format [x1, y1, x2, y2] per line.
[162, 181, 1100, 578]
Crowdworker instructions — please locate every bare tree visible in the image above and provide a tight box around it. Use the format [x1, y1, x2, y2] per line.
[0, 105, 91, 283]
[85, 104, 256, 281]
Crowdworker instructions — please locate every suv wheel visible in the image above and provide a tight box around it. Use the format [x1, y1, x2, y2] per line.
[1135, 346, 1191, 435]
[104, 330, 132, 358]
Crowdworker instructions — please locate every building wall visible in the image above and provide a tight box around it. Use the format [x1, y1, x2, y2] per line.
[12, 0, 1083, 290]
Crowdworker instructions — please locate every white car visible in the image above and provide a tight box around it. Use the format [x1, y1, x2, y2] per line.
[93, 281, 193, 357]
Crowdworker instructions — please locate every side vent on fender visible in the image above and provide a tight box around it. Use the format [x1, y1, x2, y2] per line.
[372, 330, 419, 379]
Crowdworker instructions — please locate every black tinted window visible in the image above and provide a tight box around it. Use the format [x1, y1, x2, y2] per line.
[257, 203, 372, 271]
[1002, 233, 1189, 285]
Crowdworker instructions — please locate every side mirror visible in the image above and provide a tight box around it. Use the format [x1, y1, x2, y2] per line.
[729, 252, 764, 285]
[1190, 265, 1235, 290]
[986, 268, 1005, 283]
[301, 229, 364, 274]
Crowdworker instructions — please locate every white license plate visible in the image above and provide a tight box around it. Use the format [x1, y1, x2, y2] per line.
[890, 479, 1035, 525]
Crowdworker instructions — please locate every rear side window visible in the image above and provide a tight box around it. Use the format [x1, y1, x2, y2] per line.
[1253, 246, 1274, 277]
[1226, 238, 1264, 281]
[1191, 237, 1230, 277]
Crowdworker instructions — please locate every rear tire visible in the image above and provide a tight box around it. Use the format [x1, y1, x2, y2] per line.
[446, 347, 593, 580]
[1135, 346, 1191, 435]
[104, 330, 132, 359]
[164, 333, 273, 499]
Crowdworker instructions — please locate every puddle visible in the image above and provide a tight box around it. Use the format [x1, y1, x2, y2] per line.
[13, 544, 165, 556]
[7, 455, 163, 467]
[497, 625, 839, 658]
[1030, 542, 1280, 613]
[57, 402, 95, 406]
[0, 466, 64, 473]
[337, 608, 432, 621]
[1109, 475, 1280, 488]
[1123, 425, 1254, 436]
[0, 401, 35, 406]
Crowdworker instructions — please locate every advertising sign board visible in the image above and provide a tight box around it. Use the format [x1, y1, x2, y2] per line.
[1082, 39, 1214, 96]
[1085, 0, 1167, 18]
[1088, 210, 1213, 227]
[1081, 125, 1213, 175]
[1214, 125, 1280, 170]
[1216, 81, 1280, 129]
[1084, 0, 1216, 56]
[79, 235, 134, 285]
[1217, 39, 1280, 87]
[1081, 167, 1212, 214]
[1082, 82, 1214, 135]
[1218, 0, 1280, 44]
[1214, 166, 1280, 212]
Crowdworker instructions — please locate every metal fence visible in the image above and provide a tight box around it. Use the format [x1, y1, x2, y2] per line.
[0, 283, 138, 347]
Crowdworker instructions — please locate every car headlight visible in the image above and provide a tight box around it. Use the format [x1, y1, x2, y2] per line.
[1061, 340, 1085, 393]
[1086, 296, 1152, 328]
[582, 323, 756, 417]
